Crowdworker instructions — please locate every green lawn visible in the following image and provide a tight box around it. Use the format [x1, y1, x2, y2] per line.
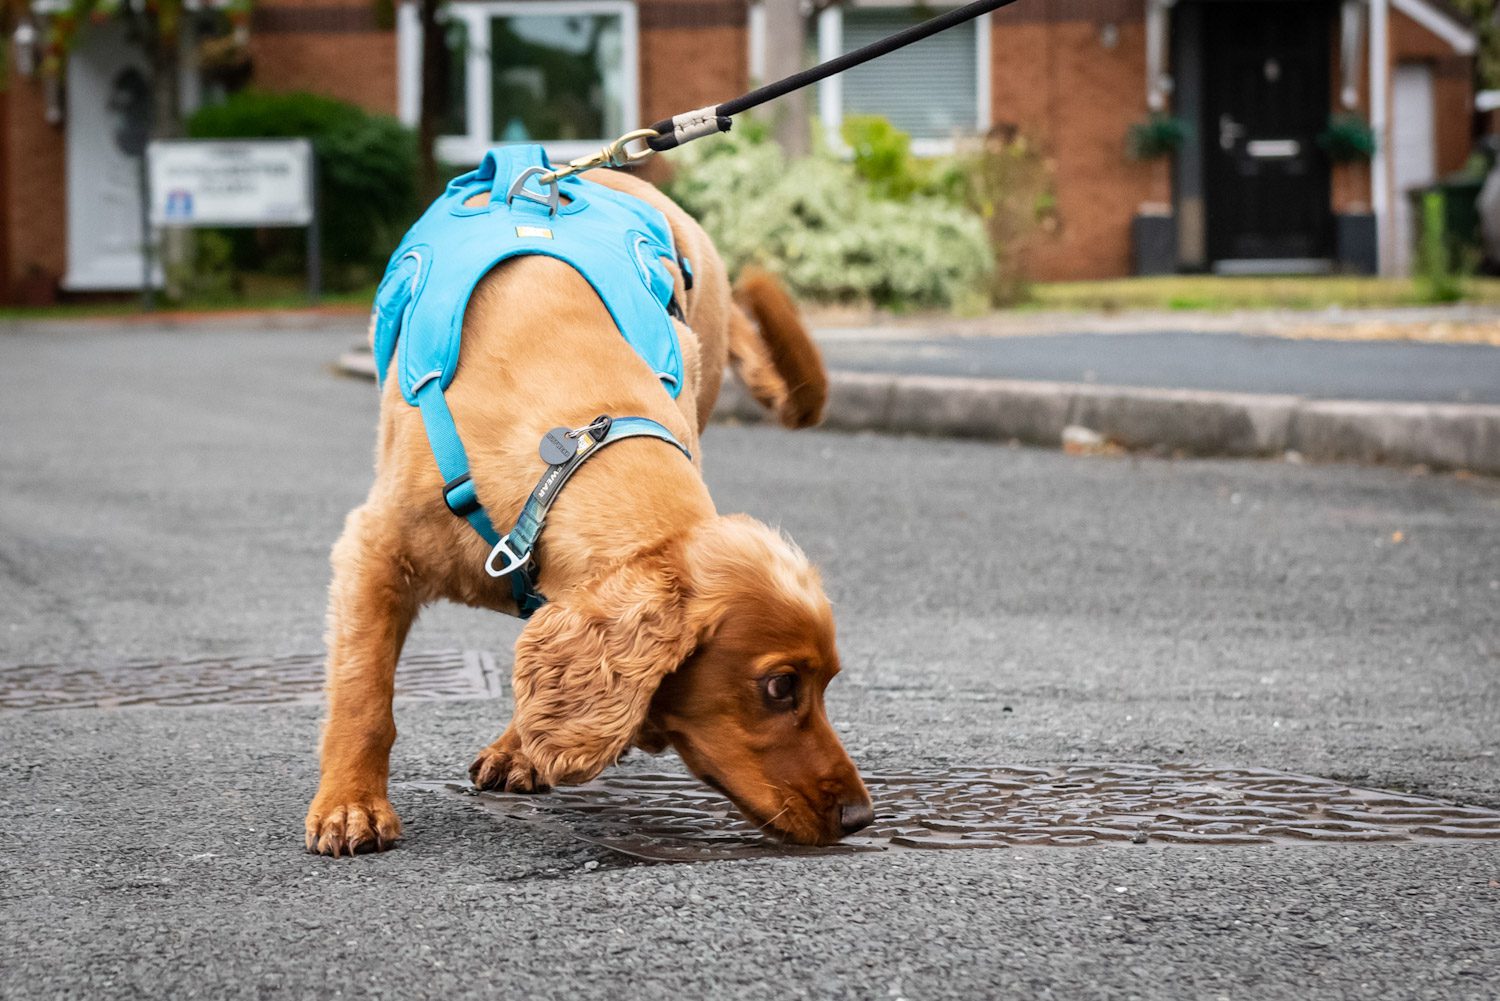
[9, 273, 1500, 323]
[0, 274, 377, 322]
[1022, 275, 1500, 312]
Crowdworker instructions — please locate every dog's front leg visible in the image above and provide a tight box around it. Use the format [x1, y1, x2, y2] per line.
[469, 727, 551, 794]
[305, 507, 416, 855]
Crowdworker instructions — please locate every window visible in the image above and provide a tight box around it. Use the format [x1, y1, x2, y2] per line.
[816, 4, 990, 155]
[398, 1, 638, 165]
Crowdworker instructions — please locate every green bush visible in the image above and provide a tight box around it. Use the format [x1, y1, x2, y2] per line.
[955, 131, 1053, 306]
[1318, 114, 1376, 163]
[186, 90, 418, 287]
[1126, 114, 1189, 161]
[1416, 190, 1469, 304]
[663, 123, 992, 310]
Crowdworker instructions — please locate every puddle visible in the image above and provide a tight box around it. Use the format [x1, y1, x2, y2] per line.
[0, 649, 503, 711]
[411, 763, 1500, 861]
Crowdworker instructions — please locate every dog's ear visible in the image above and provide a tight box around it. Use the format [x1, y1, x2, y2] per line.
[510, 551, 699, 786]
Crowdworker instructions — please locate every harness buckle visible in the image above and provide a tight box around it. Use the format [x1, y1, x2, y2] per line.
[484, 535, 530, 579]
[443, 473, 482, 519]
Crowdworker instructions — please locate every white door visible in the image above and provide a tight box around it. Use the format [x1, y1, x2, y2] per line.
[64, 22, 160, 291]
[1391, 63, 1438, 277]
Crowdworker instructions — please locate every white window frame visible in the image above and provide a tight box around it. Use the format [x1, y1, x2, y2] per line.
[397, 0, 639, 164]
[816, 3, 990, 157]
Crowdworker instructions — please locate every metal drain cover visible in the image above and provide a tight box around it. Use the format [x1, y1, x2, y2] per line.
[0, 649, 502, 712]
[416, 764, 1500, 861]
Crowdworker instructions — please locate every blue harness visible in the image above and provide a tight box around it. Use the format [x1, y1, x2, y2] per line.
[369, 145, 693, 617]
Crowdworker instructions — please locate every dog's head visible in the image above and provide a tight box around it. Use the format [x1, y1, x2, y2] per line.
[509, 514, 871, 845]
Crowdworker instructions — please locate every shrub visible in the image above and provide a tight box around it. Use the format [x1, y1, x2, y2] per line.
[663, 123, 993, 310]
[1126, 114, 1189, 161]
[186, 90, 418, 288]
[951, 130, 1054, 306]
[1416, 190, 1470, 304]
[1318, 114, 1376, 163]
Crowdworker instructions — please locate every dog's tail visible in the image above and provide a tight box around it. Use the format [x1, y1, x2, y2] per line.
[728, 266, 827, 430]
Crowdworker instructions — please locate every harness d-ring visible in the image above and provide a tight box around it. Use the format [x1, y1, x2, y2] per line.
[505, 166, 561, 215]
[485, 534, 529, 578]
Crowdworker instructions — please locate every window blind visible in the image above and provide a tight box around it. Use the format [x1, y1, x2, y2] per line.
[839, 8, 979, 140]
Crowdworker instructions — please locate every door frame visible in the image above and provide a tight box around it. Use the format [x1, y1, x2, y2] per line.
[1173, 0, 1337, 272]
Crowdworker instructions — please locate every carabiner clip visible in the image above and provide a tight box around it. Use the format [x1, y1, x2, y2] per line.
[537, 128, 660, 185]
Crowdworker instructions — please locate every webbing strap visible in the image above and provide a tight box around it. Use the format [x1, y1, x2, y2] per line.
[508, 417, 692, 558]
[414, 378, 501, 546]
[415, 384, 691, 619]
[499, 417, 692, 617]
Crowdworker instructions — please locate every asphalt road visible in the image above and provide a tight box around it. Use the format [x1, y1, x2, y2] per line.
[2, 319, 1498, 999]
[819, 329, 1500, 404]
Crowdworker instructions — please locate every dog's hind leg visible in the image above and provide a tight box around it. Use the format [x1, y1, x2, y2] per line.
[305, 505, 417, 856]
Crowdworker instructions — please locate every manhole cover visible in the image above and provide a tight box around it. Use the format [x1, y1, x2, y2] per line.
[0, 649, 502, 712]
[413, 763, 1500, 861]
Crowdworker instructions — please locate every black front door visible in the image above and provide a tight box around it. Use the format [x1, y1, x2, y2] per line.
[1202, 1, 1333, 263]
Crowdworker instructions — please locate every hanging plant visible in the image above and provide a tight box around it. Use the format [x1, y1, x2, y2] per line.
[1126, 113, 1189, 161]
[1318, 113, 1376, 162]
[23, 0, 252, 80]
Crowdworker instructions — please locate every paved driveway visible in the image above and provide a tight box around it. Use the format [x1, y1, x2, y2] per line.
[2, 320, 1497, 999]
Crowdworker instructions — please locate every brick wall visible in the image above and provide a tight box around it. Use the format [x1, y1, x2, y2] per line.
[991, 0, 1157, 280]
[1330, 19, 1369, 215]
[0, 87, 8, 302]
[251, 0, 398, 113]
[2, 75, 67, 305]
[639, 1, 746, 139]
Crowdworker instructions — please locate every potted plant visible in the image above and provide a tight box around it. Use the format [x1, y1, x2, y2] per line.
[1126, 114, 1189, 274]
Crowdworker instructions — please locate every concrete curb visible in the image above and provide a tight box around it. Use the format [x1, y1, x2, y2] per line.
[713, 370, 1500, 475]
[334, 349, 1500, 474]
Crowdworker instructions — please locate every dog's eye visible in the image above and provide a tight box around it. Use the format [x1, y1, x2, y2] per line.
[764, 673, 797, 704]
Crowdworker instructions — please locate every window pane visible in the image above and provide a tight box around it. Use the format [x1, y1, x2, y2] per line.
[441, 18, 469, 138]
[490, 13, 625, 143]
[840, 9, 977, 140]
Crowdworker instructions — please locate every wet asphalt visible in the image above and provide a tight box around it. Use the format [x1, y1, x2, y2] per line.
[2, 320, 1498, 999]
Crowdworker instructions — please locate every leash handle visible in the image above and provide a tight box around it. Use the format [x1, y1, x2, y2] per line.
[645, 0, 1023, 152]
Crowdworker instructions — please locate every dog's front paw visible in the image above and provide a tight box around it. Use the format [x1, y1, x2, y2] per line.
[304, 793, 402, 857]
[469, 733, 551, 793]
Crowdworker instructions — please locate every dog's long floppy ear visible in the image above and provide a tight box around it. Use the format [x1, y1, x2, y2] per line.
[510, 550, 700, 787]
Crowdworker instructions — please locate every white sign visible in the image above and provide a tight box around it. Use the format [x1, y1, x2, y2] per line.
[147, 139, 314, 227]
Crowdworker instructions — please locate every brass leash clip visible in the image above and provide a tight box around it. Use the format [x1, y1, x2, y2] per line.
[536, 128, 661, 185]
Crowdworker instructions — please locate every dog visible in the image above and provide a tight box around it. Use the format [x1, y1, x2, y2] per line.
[304, 162, 873, 855]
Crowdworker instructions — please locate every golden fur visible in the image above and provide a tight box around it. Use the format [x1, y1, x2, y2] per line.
[305, 169, 868, 855]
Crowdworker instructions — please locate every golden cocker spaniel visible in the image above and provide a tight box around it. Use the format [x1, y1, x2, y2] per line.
[305, 169, 872, 855]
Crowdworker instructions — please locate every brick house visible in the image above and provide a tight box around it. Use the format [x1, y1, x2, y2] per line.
[0, 0, 1480, 304]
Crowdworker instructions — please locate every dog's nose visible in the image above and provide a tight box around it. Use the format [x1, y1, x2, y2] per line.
[839, 801, 875, 835]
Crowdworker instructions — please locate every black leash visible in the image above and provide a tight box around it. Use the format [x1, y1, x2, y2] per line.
[537, 0, 1024, 184]
[644, 0, 1024, 153]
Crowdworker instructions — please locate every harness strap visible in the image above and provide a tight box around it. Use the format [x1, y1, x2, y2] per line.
[414, 377, 501, 546]
[416, 387, 690, 619]
[495, 416, 692, 617]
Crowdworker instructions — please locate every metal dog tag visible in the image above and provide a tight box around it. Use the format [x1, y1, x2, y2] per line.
[539, 427, 577, 465]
